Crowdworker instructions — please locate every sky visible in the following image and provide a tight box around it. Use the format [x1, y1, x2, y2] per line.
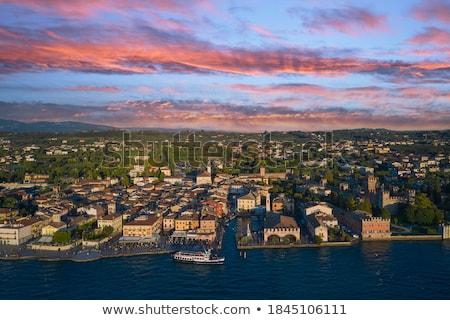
[0, 0, 449, 132]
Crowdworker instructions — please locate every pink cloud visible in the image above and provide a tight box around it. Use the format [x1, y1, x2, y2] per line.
[73, 112, 88, 117]
[292, 6, 388, 36]
[407, 27, 450, 46]
[106, 106, 121, 111]
[229, 83, 332, 98]
[1, 100, 449, 132]
[0, 0, 110, 18]
[97, 101, 450, 131]
[229, 83, 450, 109]
[65, 86, 120, 92]
[0, 9, 447, 80]
[45, 30, 67, 41]
[136, 86, 154, 92]
[0, 26, 24, 40]
[412, 0, 450, 23]
[162, 87, 184, 95]
[0, 0, 223, 22]
[246, 24, 280, 41]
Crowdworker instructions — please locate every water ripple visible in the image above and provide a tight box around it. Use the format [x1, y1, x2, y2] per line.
[2, 236, 450, 299]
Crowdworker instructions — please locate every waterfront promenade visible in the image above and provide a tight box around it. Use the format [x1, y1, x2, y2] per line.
[1, 232, 444, 263]
[0, 242, 195, 262]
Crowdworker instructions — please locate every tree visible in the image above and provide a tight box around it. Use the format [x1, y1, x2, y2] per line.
[270, 236, 280, 245]
[102, 226, 114, 237]
[328, 191, 339, 207]
[358, 197, 372, 214]
[121, 175, 131, 187]
[314, 235, 323, 245]
[345, 195, 357, 211]
[353, 169, 361, 180]
[157, 170, 166, 182]
[380, 208, 391, 220]
[325, 169, 334, 184]
[405, 193, 443, 225]
[3, 197, 17, 208]
[293, 192, 303, 200]
[270, 185, 283, 193]
[53, 231, 71, 244]
[239, 236, 248, 245]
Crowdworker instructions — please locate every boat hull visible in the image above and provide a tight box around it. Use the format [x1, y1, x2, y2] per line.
[172, 251, 225, 265]
[173, 258, 225, 265]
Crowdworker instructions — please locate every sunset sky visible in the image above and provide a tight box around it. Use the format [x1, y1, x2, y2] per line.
[0, 0, 449, 132]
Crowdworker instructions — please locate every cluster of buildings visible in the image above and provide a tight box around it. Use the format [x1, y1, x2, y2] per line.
[0, 159, 438, 247]
[301, 202, 390, 242]
[0, 138, 107, 166]
[256, 200, 391, 246]
[2, 166, 294, 247]
[1, 130, 450, 249]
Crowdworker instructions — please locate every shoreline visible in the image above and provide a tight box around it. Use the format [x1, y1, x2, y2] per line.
[237, 241, 354, 250]
[0, 249, 176, 262]
[0, 235, 445, 262]
[237, 234, 445, 250]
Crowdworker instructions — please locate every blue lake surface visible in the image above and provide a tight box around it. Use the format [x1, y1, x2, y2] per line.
[1, 222, 450, 300]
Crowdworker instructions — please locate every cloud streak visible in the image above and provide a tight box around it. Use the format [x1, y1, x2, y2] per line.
[0, 0, 220, 20]
[1, 1, 449, 131]
[289, 6, 387, 35]
[407, 27, 450, 46]
[1, 23, 448, 81]
[0, 100, 448, 132]
[229, 83, 450, 107]
[412, 0, 450, 24]
[65, 86, 120, 92]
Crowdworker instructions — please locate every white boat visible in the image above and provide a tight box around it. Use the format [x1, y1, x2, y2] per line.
[172, 250, 225, 265]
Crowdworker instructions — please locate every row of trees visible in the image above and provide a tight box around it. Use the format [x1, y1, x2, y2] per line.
[53, 225, 114, 244]
[403, 193, 444, 225]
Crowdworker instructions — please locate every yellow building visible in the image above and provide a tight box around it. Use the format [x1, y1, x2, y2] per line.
[237, 191, 261, 211]
[199, 214, 216, 234]
[264, 213, 300, 244]
[175, 212, 199, 231]
[163, 213, 177, 232]
[0, 208, 18, 220]
[123, 217, 161, 238]
[98, 214, 123, 235]
[41, 221, 66, 236]
[196, 172, 212, 184]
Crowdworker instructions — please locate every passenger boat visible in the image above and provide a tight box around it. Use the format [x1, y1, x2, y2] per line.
[172, 250, 225, 265]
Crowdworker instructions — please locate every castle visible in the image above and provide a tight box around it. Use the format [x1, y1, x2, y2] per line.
[365, 174, 415, 215]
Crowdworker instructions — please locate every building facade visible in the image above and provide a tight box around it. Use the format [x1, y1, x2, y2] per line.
[306, 214, 329, 242]
[196, 172, 212, 185]
[264, 213, 300, 244]
[0, 218, 40, 245]
[175, 212, 200, 231]
[163, 213, 177, 232]
[301, 202, 334, 217]
[199, 214, 216, 234]
[439, 224, 450, 239]
[98, 214, 123, 235]
[337, 210, 391, 240]
[123, 217, 161, 238]
[237, 191, 261, 211]
[41, 221, 66, 236]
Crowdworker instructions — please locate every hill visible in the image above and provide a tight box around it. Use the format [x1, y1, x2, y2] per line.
[0, 119, 116, 133]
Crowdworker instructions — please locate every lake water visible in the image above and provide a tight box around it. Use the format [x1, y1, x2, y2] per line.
[1, 221, 450, 300]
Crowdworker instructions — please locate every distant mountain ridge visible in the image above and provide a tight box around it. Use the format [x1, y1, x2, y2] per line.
[0, 118, 448, 134]
[0, 118, 116, 133]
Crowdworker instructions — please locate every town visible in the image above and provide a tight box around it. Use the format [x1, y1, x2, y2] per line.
[0, 129, 449, 261]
